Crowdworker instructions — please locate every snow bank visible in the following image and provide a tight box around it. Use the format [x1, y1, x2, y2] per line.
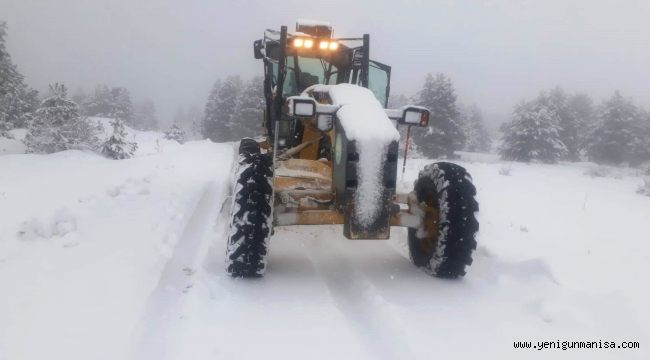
[0, 129, 27, 155]
[308, 84, 400, 225]
[89, 117, 175, 156]
[2, 144, 650, 359]
[0, 136, 234, 360]
[0, 118, 173, 157]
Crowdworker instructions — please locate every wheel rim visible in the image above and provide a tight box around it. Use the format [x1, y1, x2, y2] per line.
[417, 193, 440, 256]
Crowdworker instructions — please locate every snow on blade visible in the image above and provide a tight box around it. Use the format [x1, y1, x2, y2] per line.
[310, 84, 399, 226]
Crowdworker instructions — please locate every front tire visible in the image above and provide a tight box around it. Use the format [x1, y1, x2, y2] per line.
[408, 162, 479, 278]
[226, 138, 274, 277]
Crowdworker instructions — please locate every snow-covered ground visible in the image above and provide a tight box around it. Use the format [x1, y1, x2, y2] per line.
[1, 125, 649, 359]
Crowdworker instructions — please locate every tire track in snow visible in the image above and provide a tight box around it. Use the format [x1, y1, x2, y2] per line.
[129, 181, 230, 360]
[305, 236, 415, 360]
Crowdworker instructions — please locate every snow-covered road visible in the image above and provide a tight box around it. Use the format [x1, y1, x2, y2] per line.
[1, 132, 649, 359]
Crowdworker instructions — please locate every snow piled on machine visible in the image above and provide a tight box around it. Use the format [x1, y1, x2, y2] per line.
[307, 84, 400, 226]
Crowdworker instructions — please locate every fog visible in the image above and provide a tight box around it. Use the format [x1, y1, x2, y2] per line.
[2, 0, 650, 127]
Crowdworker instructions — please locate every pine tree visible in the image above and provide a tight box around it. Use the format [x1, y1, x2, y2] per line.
[202, 77, 244, 141]
[567, 92, 596, 155]
[462, 105, 492, 152]
[411, 73, 465, 158]
[83, 85, 134, 125]
[202, 80, 223, 141]
[164, 123, 186, 144]
[0, 112, 12, 138]
[111, 87, 134, 126]
[0, 22, 39, 129]
[231, 76, 264, 139]
[173, 105, 186, 127]
[71, 88, 87, 108]
[83, 85, 113, 117]
[630, 111, 650, 166]
[499, 100, 567, 163]
[187, 104, 203, 139]
[23, 83, 100, 154]
[538, 87, 581, 160]
[388, 94, 409, 109]
[133, 99, 158, 130]
[583, 91, 645, 165]
[101, 117, 137, 159]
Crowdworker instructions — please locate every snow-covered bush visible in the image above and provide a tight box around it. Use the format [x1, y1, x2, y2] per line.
[583, 166, 611, 178]
[164, 123, 186, 144]
[102, 118, 137, 159]
[499, 100, 567, 163]
[637, 177, 650, 196]
[23, 84, 100, 154]
[498, 165, 512, 176]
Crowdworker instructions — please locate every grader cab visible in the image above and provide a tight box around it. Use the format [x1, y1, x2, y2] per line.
[226, 20, 479, 279]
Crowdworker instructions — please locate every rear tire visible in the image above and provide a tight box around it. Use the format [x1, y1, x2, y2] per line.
[226, 138, 274, 277]
[408, 162, 479, 278]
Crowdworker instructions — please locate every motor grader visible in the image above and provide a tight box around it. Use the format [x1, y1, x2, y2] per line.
[226, 20, 478, 278]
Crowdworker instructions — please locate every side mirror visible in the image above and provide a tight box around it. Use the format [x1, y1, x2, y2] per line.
[287, 96, 316, 118]
[253, 40, 263, 59]
[399, 106, 429, 127]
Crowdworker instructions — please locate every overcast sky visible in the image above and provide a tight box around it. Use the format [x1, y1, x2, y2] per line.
[2, 0, 650, 127]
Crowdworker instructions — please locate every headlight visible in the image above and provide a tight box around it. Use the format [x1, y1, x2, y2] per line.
[329, 42, 339, 50]
[304, 39, 314, 48]
[319, 41, 329, 50]
[317, 114, 333, 131]
[293, 38, 304, 48]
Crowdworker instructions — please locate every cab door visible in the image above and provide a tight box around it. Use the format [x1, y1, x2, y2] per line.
[368, 60, 391, 108]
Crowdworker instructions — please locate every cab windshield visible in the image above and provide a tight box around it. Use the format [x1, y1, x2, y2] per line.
[273, 56, 340, 96]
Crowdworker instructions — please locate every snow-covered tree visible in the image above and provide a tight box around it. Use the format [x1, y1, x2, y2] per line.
[82, 85, 112, 117]
[164, 123, 186, 144]
[537, 87, 582, 160]
[231, 76, 264, 139]
[202, 80, 223, 141]
[101, 117, 137, 159]
[110, 87, 134, 125]
[83, 85, 134, 126]
[202, 76, 243, 142]
[0, 112, 12, 138]
[461, 105, 492, 153]
[71, 88, 87, 107]
[388, 93, 409, 109]
[629, 111, 650, 166]
[173, 105, 186, 126]
[411, 73, 465, 158]
[23, 83, 100, 154]
[133, 99, 158, 130]
[567, 93, 596, 150]
[0, 22, 39, 130]
[583, 91, 647, 165]
[499, 100, 567, 163]
[187, 104, 203, 139]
